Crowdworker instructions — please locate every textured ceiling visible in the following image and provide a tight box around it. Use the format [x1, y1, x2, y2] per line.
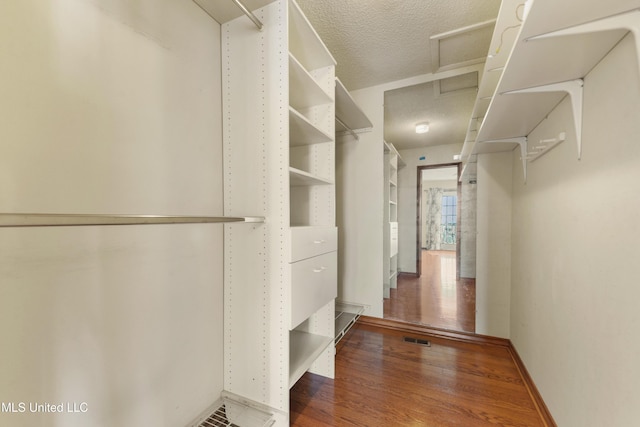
[296, 0, 501, 151]
[384, 73, 478, 149]
[296, 0, 501, 90]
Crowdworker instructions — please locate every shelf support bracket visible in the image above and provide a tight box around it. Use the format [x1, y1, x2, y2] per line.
[478, 137, 528, 182]
[335, 116, 359, 141]
[503, 79, 583, 160]
[527, 9, 640, 79]
[230, 0, 263, 30]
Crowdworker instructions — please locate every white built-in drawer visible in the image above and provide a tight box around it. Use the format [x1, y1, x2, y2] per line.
[290, 251, 337, 330]
[290, 226, 337, 263]
[390, 222, 398, 256]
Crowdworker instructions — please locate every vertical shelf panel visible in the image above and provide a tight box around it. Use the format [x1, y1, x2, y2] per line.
[222, 0, 291, 415]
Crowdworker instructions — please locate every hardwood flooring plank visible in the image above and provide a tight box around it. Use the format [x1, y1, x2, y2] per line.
[384, 250, 476, 332]
[290, 322, 547, 426]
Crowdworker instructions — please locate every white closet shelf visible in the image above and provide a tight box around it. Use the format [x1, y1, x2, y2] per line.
[334, 302, 364, 345]
[289, 53, 333, 110]
[289, 330, 333, 388]
[192, 0, 272, 26]
[335, 78, 372, 135]
[0, 213, 264, 227]
[289, 167, 333, 186]
[463, 0, 639, 169]
[460, 0, 521, 163]
[289, 107, 333, 146]
[288, 0, 336, 72]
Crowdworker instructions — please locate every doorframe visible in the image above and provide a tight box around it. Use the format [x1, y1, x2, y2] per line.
[416, 162, 462, 277]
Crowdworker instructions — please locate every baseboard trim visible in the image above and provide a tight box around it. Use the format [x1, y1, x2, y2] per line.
[358, 316, 509, 347]
[356, 316, 556, 426]
[397, 272, 418, 278]
[507, 343, 557, 427]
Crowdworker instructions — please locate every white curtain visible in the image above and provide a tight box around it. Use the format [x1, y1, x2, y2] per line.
[424, 188, 444, 250]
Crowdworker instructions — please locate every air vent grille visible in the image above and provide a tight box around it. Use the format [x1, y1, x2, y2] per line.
[192, 397, 274, 427]
[403, 336, 431, 346]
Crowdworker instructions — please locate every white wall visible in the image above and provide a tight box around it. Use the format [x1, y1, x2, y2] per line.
[459, 180, 477, 278]
[337, 89, 385, 317]
[397, 145, 462, 273]
[509, 33, 640, 426]
[476, 151, 512, 338]
[0, 1, 223, 426]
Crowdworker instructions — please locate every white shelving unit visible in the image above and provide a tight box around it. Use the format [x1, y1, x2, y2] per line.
[334, 302, 365, 344]
[289, 331, 333, 388]
[286, 0, 337, 394]
[335, 78, 373, 140]
[198, 0, 337, 425]
[461, 0, 640, 181]
[383, 141, 402, 298]
[333, 76, 373, 344]
[290, 107, 333, 146]
[289, 167, 333, 186]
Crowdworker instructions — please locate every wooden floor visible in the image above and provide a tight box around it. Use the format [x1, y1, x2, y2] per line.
[384, 250, 476, 333]
[290, 322, 547, 426]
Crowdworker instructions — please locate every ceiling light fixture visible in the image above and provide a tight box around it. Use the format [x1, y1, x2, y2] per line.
[415, 122, 430, 134]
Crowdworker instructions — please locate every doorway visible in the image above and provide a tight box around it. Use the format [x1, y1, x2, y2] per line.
[417, 163, 461, 277]
[383, 162, 476, 333]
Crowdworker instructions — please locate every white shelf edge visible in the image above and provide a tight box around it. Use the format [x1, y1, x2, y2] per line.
[289, 330, 333, 388]
[289, 167, 334, 186]
[527, 8, 640, 77]
[289, 53, 333, 110]
[289, 106, 333, 146]
[193, 0, 273, 26]
[468, 4, 639, 163]
[335, 78, 373, 132]
[288, 0, 336, 70]
[504, 79, 583, 160]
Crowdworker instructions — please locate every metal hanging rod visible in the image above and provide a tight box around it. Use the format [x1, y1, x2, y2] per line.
[0, 213, 264, 228]
[335, 116, 359, 141]
[230, 0, 263, 30]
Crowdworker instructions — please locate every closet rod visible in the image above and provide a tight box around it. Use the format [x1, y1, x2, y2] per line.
[335, 117, 359, 141]
[0, 213, 264, 228]
[231, 0, 263, 30]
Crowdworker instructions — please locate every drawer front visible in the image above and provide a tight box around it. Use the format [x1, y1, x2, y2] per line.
[290, 226, 337, 263]
[290, 251, 337, 330]
[390, 222, 398, 256]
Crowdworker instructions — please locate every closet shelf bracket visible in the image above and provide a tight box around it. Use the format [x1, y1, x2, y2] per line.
[193, 0, 263, 30]
[229, 0, 263, 30]
[479, 137, 528, 182]
[0, 213, 265, 228]
[503, 79, 583, 160]
[335, 116, 359, 141]
[527, 9, 640, 79]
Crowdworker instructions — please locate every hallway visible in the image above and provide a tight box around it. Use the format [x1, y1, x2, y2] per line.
[384, 250, 476, 332]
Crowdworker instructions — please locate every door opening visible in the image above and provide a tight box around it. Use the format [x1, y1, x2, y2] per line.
[416, 163, 461, 277]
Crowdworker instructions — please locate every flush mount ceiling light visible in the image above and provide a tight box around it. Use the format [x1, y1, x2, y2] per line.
[415, 122, 430, 134]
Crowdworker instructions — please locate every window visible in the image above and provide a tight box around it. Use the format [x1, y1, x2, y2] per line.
[440, 194, 457, 245]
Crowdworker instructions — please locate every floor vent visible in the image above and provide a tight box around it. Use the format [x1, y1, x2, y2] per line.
[194, 397, 275, 427]
[198, 403, 239, 427]
[403, 336, 431, 346]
